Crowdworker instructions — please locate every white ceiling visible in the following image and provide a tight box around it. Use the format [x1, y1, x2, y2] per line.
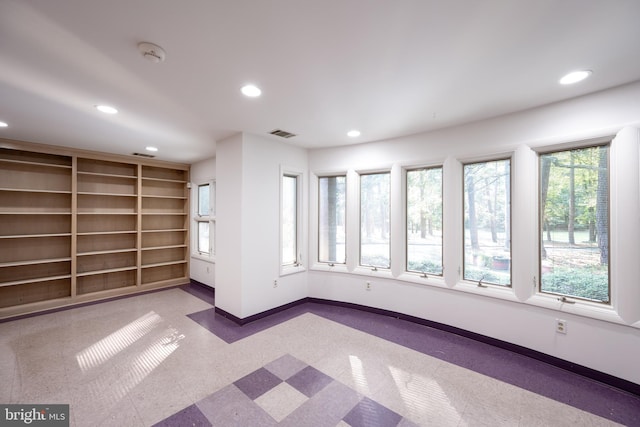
[1, 0, 640, 164]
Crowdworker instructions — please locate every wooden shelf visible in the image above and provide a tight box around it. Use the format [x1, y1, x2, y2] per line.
[0, 212, 71, 215]
[141, 176, 187, 183]
[141, 194, 187, 200]
[142, 244, 187, 251]
[141, 228, 188, 233]
[77, 230, 137, 236]
[78, 248, 137, 256]
[77, 212, 138, 215]
[0, 233, 72, 239]
[0, 145, 189, 318]
[0, 158, 72, 169]
[77, 266, 138, 277]
[77, 171, 137, 179]
[142, 260, 188, 269]
[78, 192, 137, 197]
[0, 188, 72, 194]
[0, 257, 72, 268]
[142, 212, 188, 215]
[1, 274, 72, 288]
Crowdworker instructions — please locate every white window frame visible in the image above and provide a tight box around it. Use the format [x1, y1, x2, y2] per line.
[404, 164, 444, 278]
[280, 168, 305, 276]
[461, 156, 512, 288]
[317, 174, 347, 266]
[192, 180, 215, 262]
[537, 143, 610, 304]
[358, 170, 392, 271]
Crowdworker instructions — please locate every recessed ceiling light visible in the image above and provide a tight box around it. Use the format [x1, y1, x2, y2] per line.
[145, 146, 158, 152]
[241, 84, 262, 97]
[95, 105, 118, 114]
[0, 121, 7, 128]
[559, 70, 592, 85]
[347, 130, 361, 137]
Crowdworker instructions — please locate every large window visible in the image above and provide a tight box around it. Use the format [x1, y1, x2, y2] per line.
[406, 167, 443, 275]
[195, 182, 214, 256]
[282, 174, 299, 266]
[360, 172, 390, 268]
[539, 145, 609, 302]
[463, 159, 511, 286]
[319, 175, 346, 264]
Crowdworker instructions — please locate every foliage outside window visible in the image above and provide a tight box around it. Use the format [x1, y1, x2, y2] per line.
[360, 172, 390, 268]
[282, 174, 299, 266]
[319, 175, 346, 264]
[195, 183, 213, 256]
[463, 159, 511, 286]
[406, 167, 443, 275]
[539, 145, 609, 302]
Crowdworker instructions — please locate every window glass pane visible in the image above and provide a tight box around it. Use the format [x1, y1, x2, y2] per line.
[198, 221, 209, 255]
[360, 172, 390, 268]
[407, 167, 443, 275]
[319, 176, 346, 264]
[198, 184, 209, 216]
[282, 175, 297, 265]
[540, 145, 609, 302]
[463, 159, 511, 286]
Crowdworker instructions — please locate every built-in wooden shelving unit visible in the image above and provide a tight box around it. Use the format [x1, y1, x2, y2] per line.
[0, 141, 190, 319]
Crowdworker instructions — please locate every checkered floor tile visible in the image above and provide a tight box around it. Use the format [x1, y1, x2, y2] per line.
[154, 354, 419, 427]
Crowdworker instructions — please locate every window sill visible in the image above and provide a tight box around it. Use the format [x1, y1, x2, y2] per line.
[351, 266, 394, 279]
[191, 253, 215, 264]
[310, 263, 349, 274]
[525, 293, 624, 325]
[280, 264, 306, 277]
[453, 280, 519, 303]
[396, 272, 448, 289]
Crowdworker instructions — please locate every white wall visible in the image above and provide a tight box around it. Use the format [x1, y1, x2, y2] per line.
[190, 156, 216, 286]
[307, 81, 640, 384]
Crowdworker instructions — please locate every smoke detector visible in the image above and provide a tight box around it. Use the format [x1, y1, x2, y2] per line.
[138, 42, 166, 63]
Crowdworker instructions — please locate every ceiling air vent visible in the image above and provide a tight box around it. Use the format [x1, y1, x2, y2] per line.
[132, 152, 156, 158]
[269, 129, 297, 139]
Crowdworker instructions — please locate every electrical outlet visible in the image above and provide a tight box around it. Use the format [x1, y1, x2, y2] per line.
[366, 281, 371, 291]
[556, 319, 567, 334]
[273, 280, 278, 288]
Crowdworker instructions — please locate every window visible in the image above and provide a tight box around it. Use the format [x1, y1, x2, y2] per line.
[360, 172, 390, 268]
[282, 174, 299, 266]
[319, 175, 346, 264]
[539, 145, 609, 302]
[195, 182, 214, 257]
[463, 159, 511, 286]
[406, 167, 443, 275]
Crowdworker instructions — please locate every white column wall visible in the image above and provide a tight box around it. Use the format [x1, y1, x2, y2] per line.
[214, 132, 309, 319]
[239, 134, 309, 318]
[214, 133, 244, 317]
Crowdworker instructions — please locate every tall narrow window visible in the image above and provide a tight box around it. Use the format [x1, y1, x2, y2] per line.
[360, 172, 390, 268]
[539, 145, 609, 302]
[463, 159, 511, 286]
[319, 175, 346, 264]
[406, 167, 443, 275]
[282, 174, 299, 266]
[195, 182, 214, 256]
